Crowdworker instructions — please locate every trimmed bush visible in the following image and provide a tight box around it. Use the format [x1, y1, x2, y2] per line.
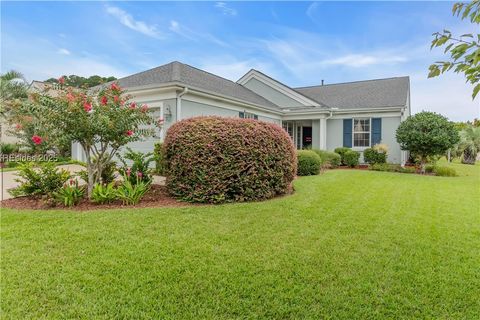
[313, 150, 341, 168]
[297, 150, 322, 176]
[363, 147, 387, 165]
[164, 116, 296, 203]
[334, 147, 351, 165]
[343, 150, 360, 167]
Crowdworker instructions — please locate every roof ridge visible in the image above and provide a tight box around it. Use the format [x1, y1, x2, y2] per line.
[295, 76, 410, 89]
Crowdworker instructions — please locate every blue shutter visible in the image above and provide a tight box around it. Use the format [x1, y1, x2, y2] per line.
[254, 115, 258, 120]
[239, 112, 244, 119]
[343, 119, 352, 147]
[371, 118, 382, 146]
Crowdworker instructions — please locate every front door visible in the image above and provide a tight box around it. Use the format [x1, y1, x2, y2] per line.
[302, 127, 312, 149]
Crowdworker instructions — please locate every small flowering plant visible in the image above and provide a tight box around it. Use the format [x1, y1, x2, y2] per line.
[53, 178, 85, 207]
[22, 82, 154, 197]
[118, 147, 154, 186]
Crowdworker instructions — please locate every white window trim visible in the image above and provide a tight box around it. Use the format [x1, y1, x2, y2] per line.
[352, 118, 371, 149]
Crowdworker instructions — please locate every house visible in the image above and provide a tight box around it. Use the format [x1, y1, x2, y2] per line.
[72, 61, 410, 164]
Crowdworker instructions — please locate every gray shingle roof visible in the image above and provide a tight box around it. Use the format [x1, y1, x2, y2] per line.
[294, 77, 409, 109]
[107, 61, 281, 111]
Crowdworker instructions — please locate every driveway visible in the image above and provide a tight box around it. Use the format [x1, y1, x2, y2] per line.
[0, 164, 165, 201]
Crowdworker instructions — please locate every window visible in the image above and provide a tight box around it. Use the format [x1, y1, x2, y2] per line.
[239, 111, 258, 120]
[353, 118, 370, 147]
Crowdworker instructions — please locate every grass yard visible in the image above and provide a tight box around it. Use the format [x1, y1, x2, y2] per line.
[1, 161, 479, 319]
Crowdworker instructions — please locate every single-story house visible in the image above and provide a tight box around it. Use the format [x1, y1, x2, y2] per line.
[72, 61, 410, 164]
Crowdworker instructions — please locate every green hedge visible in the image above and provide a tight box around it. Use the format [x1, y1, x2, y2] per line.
[363, 148, 387, 165]
[334, 147, 351, 165]
[343, 150, 360, 167]
[297, 150, 322, 176]
[163, 116, 296, 203]
[313, 150, 341, 168]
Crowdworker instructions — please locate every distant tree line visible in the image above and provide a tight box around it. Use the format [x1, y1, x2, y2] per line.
[45, 75, 117, 88]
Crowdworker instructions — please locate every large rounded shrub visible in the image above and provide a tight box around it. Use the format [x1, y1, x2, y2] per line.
[163, 116, 296, 203]
[297, 150, 322, 175]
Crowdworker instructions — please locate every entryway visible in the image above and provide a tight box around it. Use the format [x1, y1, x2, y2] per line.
[282, 120, 313, 149]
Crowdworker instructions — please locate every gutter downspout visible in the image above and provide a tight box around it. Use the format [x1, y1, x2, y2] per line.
[176, 87, 188, 121]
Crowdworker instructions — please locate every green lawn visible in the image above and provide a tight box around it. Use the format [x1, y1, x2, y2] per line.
[2, 161, 479, 319]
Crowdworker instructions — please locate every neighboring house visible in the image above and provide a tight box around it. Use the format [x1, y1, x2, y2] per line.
[72, 61, 410, 164]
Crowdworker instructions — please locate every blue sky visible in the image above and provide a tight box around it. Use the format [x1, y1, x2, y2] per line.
[2, 1, 479, 121]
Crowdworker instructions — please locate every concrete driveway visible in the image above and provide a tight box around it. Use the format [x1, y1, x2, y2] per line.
[0, 164, 165, 201]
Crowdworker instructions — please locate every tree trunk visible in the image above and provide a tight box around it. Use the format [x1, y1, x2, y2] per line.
[420, 156, 427, 174]
[83, 145, 94, 198]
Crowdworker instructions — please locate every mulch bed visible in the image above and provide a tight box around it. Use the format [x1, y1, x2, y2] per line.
[1, 184, 195, 211]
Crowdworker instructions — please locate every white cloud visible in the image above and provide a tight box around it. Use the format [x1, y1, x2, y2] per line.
[306, 2, 320, 20]
[322, 54, 407, 68]
[57, 48, 71, 55]
[105, 5, 162, 39]
[215, 2, 237, 16]
[169, 20, 229, 47]
[2, 33, 128, 81]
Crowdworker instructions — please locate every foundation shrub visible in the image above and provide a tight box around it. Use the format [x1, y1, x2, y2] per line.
[163, 116, 296, 203]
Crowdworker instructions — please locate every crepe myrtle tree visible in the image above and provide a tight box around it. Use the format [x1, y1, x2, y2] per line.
[396, 111, 460, 173]
[26, 81, 154, 197]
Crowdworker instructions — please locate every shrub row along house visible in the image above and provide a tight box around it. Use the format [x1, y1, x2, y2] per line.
[72, 61, 411, 164]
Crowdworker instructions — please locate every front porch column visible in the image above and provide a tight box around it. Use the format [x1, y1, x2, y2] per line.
[320, 118, 327, 150]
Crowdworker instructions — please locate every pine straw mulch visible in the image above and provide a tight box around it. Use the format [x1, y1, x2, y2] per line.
[1, 184, 197, 211]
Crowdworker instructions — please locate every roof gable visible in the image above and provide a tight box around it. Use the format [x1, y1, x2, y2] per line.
[237, 69, 326, 108]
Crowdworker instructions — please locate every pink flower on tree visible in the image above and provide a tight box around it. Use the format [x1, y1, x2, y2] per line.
[126, 168, 131, 177]
[58, 76, 65, 85]
[126, 130, 134, 136]
[129, 102, 137, 109]
[101, 96, 108, 105]
[111, 83, 121, 91]
[66, 92, 75, 102]
[114, 96, 120, 103]
[83, 102, 92, 112]
[137, 171, 143, 178]
[32, 135, 43, 145]
[141, 104, 148, 112]
[15, 123, 22, 130]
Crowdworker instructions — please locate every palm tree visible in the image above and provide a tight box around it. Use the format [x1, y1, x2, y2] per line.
[1, 70, 28, 114]
[0, 70, 28, 142]
[459, 126, 480, 164]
